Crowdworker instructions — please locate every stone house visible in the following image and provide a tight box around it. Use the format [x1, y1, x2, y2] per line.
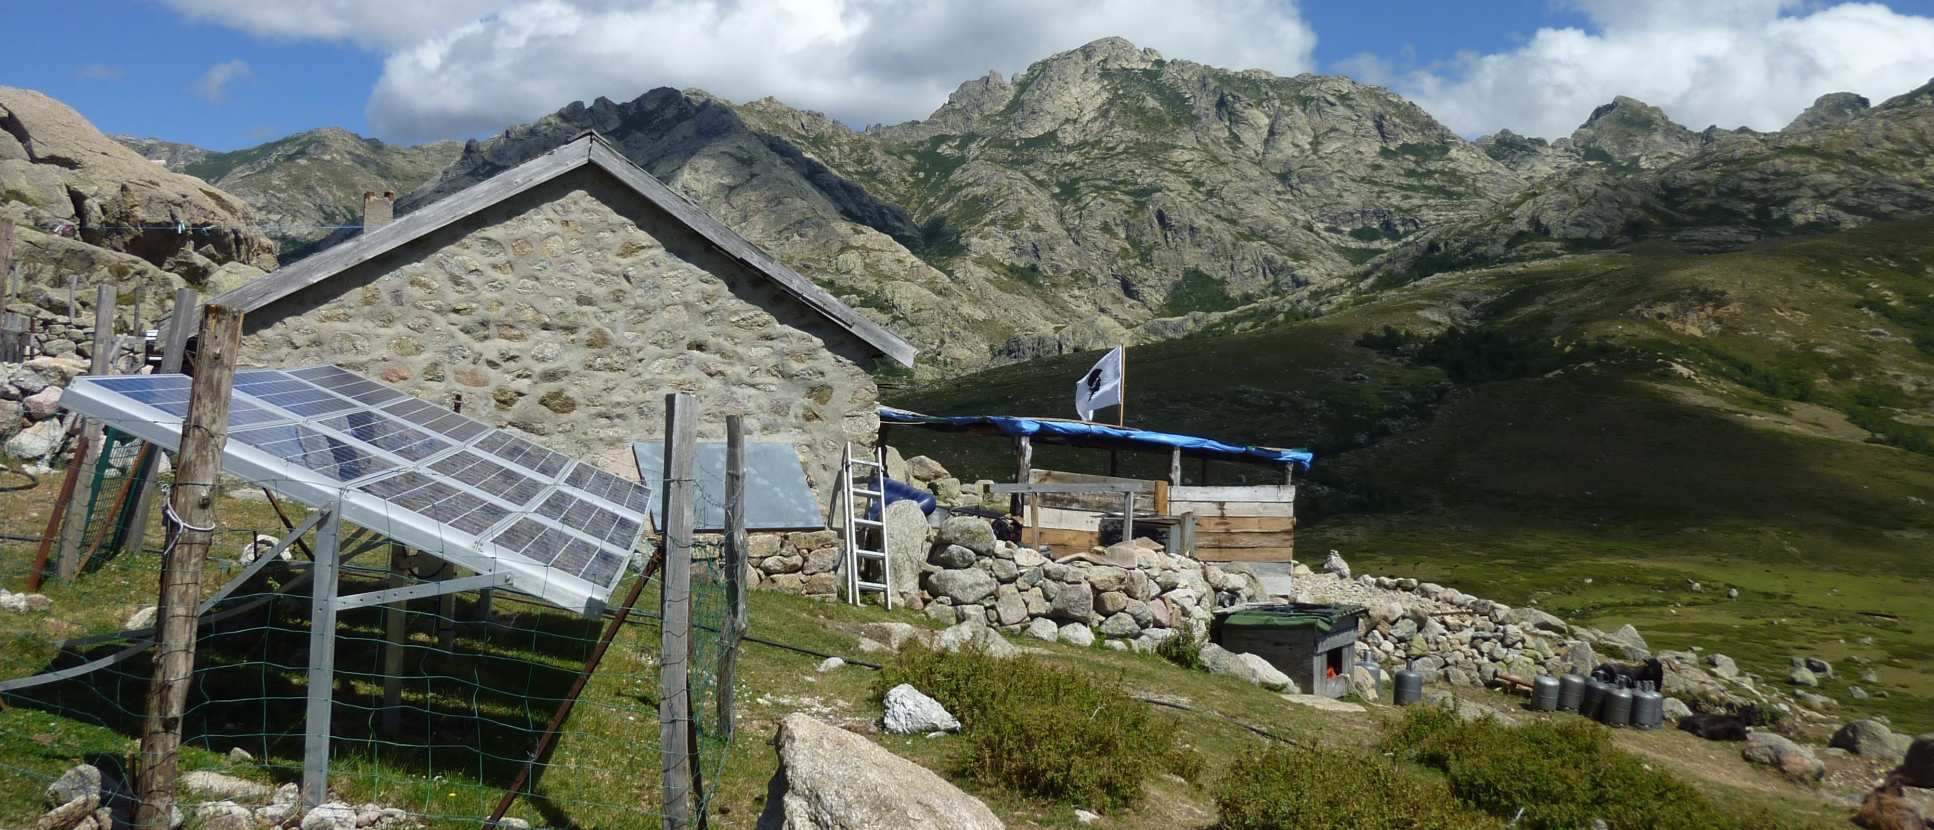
[207, 132, 916, 515]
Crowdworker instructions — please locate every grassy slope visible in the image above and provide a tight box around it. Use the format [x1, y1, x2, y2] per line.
[0, 484, 1851, 828]
[889, 219, 1934, 731]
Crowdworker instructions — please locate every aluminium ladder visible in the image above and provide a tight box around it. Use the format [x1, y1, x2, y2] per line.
[839, 443, 892, 608]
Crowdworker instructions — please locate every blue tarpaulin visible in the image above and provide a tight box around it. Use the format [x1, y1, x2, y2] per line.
[878, 406, 1313, 469]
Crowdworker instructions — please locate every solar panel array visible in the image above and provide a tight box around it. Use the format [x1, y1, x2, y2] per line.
[74, 365, 652, 605]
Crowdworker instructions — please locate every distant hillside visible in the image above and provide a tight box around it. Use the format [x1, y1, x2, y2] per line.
[114, 129, 461, 254]
[889, 218, 1934, 730]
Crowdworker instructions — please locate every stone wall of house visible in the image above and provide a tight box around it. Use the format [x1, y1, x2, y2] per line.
[240, 169, 885, 506]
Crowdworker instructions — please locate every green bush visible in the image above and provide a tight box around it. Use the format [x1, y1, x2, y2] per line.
[1380, 707, 1814, 830]
[1213, 744, 1500, 830]
[1154, 623, 1205, 671]
[875, 645, 1182, 809]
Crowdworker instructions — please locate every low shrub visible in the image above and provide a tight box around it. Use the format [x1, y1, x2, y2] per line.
[1381, 706, 1815, 830]
[1155, 623, 1206, 671]
[1213, 744, 1500, 830]
[875, 645, 1183, 809]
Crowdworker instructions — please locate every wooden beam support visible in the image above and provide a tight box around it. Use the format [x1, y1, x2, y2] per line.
[55, 284, 118, 581]
[136, 303, 243, 830]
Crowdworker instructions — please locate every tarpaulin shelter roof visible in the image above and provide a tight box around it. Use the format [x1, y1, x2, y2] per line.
[878, 406, 1313, 469]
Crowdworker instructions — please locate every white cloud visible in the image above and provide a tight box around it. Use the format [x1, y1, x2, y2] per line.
[157, 0, 513, 50]
[161, 0, 1319, 143]
[1400, 0, 1934, 138]
[191, 59, 254, 103]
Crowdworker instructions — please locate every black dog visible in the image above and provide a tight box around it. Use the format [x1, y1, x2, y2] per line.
[1678, 711, 1749, 742]
[1591, 657, 1664, 688]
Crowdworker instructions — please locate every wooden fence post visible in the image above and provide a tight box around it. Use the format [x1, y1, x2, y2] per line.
[718, 415, 746, 738]
[123, 288, 198, 557]
[659, 392, 696, 830]
[135, 304, 243, 830]
[54, 284, 118, 580]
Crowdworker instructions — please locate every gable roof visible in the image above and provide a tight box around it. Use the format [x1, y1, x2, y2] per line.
[209, 132, 918, 367]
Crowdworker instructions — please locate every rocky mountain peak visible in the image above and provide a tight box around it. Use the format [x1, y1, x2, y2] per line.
[923, 71, 1016, 131]
[1784, 92, 1870, 132]
[1569, 95, 1700, 168]
[1059, 36, 1163, 71]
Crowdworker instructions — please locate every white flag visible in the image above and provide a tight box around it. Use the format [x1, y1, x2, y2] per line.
[1075, 347, 1124, 421]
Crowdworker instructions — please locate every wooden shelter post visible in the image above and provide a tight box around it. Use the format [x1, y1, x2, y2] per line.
[659, 392, 697, 830]
[55, 284, 119, 580]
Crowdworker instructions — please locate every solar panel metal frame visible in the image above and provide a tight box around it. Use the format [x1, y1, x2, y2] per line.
[61, 366, 651, 616]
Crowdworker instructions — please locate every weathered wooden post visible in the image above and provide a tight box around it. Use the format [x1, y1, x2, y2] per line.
[1170, 448, 1183, 487]
[659, 392, 697, 830]
[123, 288, 198, 557]
[54, 284, 119, 580]
[718, 415, 746, 738]
[135, 304, 243, 830]
[1010, 436, 1032, 516]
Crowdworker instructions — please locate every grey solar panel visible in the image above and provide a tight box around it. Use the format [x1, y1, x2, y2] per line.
[62, 364, 652, 610]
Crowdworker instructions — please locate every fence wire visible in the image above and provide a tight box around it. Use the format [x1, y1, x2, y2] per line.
[0, 457, 735, 830]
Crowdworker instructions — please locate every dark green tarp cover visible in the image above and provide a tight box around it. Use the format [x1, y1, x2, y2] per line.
[1214, 603, 1366, 634]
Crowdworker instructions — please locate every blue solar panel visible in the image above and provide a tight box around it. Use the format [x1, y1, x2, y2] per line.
[68, 365, 650, 595]
[230, 423, 396, 482]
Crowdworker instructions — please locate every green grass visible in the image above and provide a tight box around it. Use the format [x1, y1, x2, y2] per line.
[876, 645, 1190, 810]
[1382, 707, 1820, 830]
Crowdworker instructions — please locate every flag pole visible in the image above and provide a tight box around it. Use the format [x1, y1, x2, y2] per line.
[1118, 347, 1126, 427]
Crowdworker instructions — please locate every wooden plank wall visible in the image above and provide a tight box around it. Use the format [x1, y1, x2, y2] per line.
[1170, 485, 1296, 563]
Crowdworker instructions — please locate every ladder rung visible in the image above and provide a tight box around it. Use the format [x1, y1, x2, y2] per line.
[853, 519, 883, 528]
[855, 581, 889, 591]
[852, 489, 883, 497]
[850, 459, 884, 468]
[855, 551, 887, 560]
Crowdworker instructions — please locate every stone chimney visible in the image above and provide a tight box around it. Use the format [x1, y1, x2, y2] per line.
[361, 190, 395, 233]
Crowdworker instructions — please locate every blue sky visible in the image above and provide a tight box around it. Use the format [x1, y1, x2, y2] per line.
[4, 1, 1932, 150]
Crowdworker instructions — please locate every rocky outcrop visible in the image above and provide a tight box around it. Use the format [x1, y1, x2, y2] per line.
[1783, 92, 1870, 132]
[757, 713, 1004, 830]
[0, 85, 276, 271]
[1566, 96, 1702, 170]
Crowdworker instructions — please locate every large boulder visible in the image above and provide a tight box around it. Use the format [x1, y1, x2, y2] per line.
[0, 85, 276, 271]
[904, 455, 951, 482]
[1601, 624, 1650, 659]
[881, 684, 960, 734]
[1199, 643, 1294, 692]
[926, 568, 996, 606]
[1831, 720, 1904, 761]
[1046, 582, 1093, 622]
[934, 620, 1017, 659]
[5, 417, 63, 460]
[1742, 732, 1824, 783]
[180, 770, 271, 801]
[935, 516, 996, 556]
[880, 500, 929, 604]
[1508, 607, 1569, 636]
[757, 714, 1004, 829]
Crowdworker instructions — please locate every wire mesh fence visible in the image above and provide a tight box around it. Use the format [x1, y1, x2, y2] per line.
[0, 459, 737, 830]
